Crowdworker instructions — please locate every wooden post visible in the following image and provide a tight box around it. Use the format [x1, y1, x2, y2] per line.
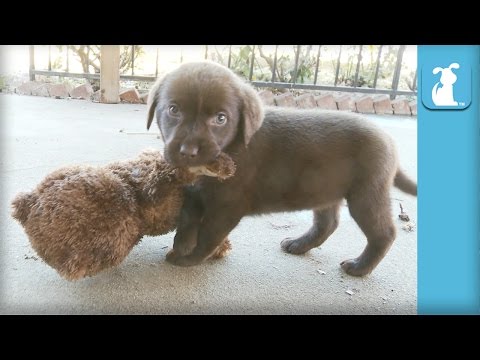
[100, 45, 120, 104]
[48, 45, 52, 71]
[29, 45, 35, 81]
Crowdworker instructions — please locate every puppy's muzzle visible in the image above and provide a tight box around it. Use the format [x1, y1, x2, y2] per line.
[179, 143, 199, 159]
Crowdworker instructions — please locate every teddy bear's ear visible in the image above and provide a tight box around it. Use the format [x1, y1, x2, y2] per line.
[11, 192, 38, 225]
[146, 74, 168, 131]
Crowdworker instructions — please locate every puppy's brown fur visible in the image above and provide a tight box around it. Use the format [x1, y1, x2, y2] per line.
[11, 150, 235, 280]
[147, 62, 417, 276]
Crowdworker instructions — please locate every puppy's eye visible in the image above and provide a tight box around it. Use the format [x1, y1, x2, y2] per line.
[215, 113, 227, 126]
[168, 105, 179, 116]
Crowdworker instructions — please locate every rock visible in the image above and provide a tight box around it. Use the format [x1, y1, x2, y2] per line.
[92, 90, 101, 102]
[31, 84, 50, 97]
[274, 92, 296, 107]
[402, 222, 416, 232]
[335, 95, 355, 112]
[119, 88, 141, 103]
[409, 101, 417, 116]
[4, 79, 23, 94]
[355, 96, 375, 114]
[295, 93, 317, 109]
[48, 83, 71, 98]
[391, 99, 411, 115]
[15, 81, 43, 95]
[315, 94, 337, 110]
[373, 95, 393, 115]
[139, 92, 149, 104]
[258, 90, 275, 106]
[70, 83, 94, 100]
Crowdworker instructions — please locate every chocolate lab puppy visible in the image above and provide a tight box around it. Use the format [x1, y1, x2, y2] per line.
[146, 61, 417, 276]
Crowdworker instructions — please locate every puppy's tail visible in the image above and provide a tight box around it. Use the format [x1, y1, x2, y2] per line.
[11, 192, 38, 225]
[394, 169, 417, 196]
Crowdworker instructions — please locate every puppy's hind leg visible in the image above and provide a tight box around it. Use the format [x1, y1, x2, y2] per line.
[341, 184, 396, 277]
[281, 202, 341, 255]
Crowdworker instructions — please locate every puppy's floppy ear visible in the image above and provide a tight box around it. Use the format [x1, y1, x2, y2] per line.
[146, 75, 166, 130]
[240, 83, 264, 146]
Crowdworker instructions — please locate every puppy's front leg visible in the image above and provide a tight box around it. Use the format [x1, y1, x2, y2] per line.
[169, 187, 204, 257]
[166, 204, 243, 267]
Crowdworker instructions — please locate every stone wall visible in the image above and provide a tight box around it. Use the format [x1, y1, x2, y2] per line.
[12, 81, 417, 116]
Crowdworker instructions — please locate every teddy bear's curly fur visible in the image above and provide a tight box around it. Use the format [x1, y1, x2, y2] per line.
[11, 149, 235, 280]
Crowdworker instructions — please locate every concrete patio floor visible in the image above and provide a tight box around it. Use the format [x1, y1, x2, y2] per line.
[0, 93, 417, 314]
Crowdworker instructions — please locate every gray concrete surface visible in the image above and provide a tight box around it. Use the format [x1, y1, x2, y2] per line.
[0, 94, 417, 314]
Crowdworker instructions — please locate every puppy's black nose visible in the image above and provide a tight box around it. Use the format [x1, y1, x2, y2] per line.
[180, 144, 199, 158]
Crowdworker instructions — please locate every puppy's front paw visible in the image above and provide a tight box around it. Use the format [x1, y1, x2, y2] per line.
[173, 240, 196, 257]
[165, 251, 201, 267]
[165, 249, 179, 263]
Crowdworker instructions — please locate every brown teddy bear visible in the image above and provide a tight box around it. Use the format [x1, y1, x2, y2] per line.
[11, 149, 236, 281]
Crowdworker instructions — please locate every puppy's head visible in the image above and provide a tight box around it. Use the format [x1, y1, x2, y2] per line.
[147, 62, 264, 167]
